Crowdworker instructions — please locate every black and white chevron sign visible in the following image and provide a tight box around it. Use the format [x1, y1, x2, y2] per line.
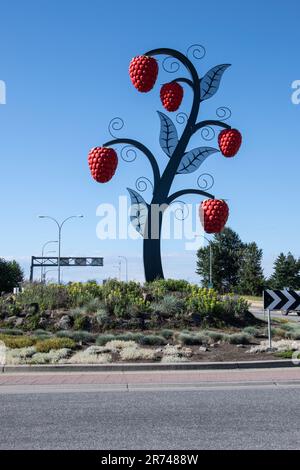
[264, 289, 300, 311]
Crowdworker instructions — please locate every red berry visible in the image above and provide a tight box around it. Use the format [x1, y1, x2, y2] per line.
[88, 147, 118, 183]
[200, 199, 229, 234]
[218, 129, 242, 157]
[129, 55, 158, 92]
[160, 82, 183, 112]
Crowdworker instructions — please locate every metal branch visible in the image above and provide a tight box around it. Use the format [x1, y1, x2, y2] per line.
[193, 120, 231, 135]
[172, 77, 194, 89]
[103, 138, 160, 189]
[167, 188, 214, 205]
[145, 48, 199, 85]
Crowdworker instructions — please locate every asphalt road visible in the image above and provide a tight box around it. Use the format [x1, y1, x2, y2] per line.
[0, 384, 299, 450]
[250, 303, 300, 322]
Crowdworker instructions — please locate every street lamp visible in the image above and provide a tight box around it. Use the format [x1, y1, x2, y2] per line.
[113, 260, 122, 281]
[38, 215, 83, 284]
[41, 240, 58, 282]
[118, 256, 128, 282]
[195, 234, 213, 288]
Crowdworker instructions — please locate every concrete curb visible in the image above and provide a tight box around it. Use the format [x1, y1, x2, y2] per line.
[1, 359, 298, 373]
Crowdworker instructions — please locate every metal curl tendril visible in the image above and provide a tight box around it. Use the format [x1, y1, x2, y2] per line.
[108, 117, 124, 138]
[186, 44, 206, 61]
[216, 107, 232, 121]
[201, 126, 215, 141]
[162, 56, 180, 74]
[135, 177, 154, 193]
[176, 112, 188, 125]
[169, 200, 190, 221]
[120, 145, 137, 163]
[197, 173, 215, 191]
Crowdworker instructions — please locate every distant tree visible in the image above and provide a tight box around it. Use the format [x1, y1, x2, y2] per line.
[0, 258, 24, 294]
[237, 242, 265, 296]
[268, 252, 300, 289]
[196, 227, 243, 293]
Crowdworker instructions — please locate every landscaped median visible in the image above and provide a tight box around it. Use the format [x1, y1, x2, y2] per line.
[0, 279, 300, 367]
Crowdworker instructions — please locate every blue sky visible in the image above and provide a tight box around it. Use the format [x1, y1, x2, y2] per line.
[1, 0, 300, 283]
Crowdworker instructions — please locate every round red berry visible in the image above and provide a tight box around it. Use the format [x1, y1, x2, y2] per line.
[200, 199, 229, 234]
[218, 129, 242, 157]
[88, 147, 118, 183]
[129, 55, 158, 93]
[160, 82, 183, 112]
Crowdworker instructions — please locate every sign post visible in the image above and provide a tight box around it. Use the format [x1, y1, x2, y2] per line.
[267, 309, 272, 349]
[264, 288, 300, 349]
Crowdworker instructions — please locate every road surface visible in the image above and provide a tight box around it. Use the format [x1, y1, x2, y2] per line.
[250, 301, 300, 322]
[0, 368, 299, 450]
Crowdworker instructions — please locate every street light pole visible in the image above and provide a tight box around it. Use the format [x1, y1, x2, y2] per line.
[41, 240, 58, 283]
[38, 215, 83, 284]
[118, 256, 128, 282]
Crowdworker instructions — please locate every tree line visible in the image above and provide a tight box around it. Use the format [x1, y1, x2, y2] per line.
[0, 258, 24, 294]
[196, 227, 300, 295]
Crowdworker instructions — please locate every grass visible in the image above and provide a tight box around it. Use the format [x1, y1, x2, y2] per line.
[35, 337, 76, 353]
[275, 350, 294, 359]
[241, 295, 262, 302]
[0, 334, 36, 348]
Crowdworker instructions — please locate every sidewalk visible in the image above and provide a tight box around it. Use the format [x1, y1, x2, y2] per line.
[1, 367, 300, 389]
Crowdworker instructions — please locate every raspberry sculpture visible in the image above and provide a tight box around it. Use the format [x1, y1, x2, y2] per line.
[129, 55, 158, 92]
[160, 82, 183, 112]
[200, 199, 229, 234]
[88, 147, 118, 183]
[218, 129, 242, 157]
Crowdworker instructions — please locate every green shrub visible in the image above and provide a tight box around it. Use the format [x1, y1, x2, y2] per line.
[17, 284, 70, 311]
[220, 296, 251, 325]
[35, 337, 76, 353]
[243, 326, 262, 337]
[145, 279, 191, 300]
[178, 332, 209, 346]
[288, 331, 300, 340]
[0, 334, 36, 348]
[116, 332, 144, 342]
[73, 314, 91, 331]
[56, 330, 95, 343]
[152, 295, 185, 318]
[139, 335, 167, 346]
[0, 328, 23, 336]
[22, 313, 42, 332]
[160, 329, 174, 340]
[83, 298, 103, 314]
[96, 334, 116, 346]
[272, 328, 286, 339]
[226, 333, 252, 345]
[67, 281, 103, 307]
[204, 330, 226, 342]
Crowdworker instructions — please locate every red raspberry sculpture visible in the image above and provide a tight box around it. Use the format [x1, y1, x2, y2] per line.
[218, 129, 242, 157]
[160, 82, 184, 112]
[129, 55, 158, 92]
[88, 147, 118, 183]
[200, 199, 229, 234]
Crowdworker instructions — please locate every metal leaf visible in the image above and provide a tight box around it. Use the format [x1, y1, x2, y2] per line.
[177, 147, 218, 174]
[127, 188, 148, 238]
[200, 64, 231, 101]
[157, 111, 178, 157]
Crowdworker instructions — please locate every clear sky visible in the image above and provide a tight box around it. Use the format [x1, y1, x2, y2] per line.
[1, 0, 300, 283]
